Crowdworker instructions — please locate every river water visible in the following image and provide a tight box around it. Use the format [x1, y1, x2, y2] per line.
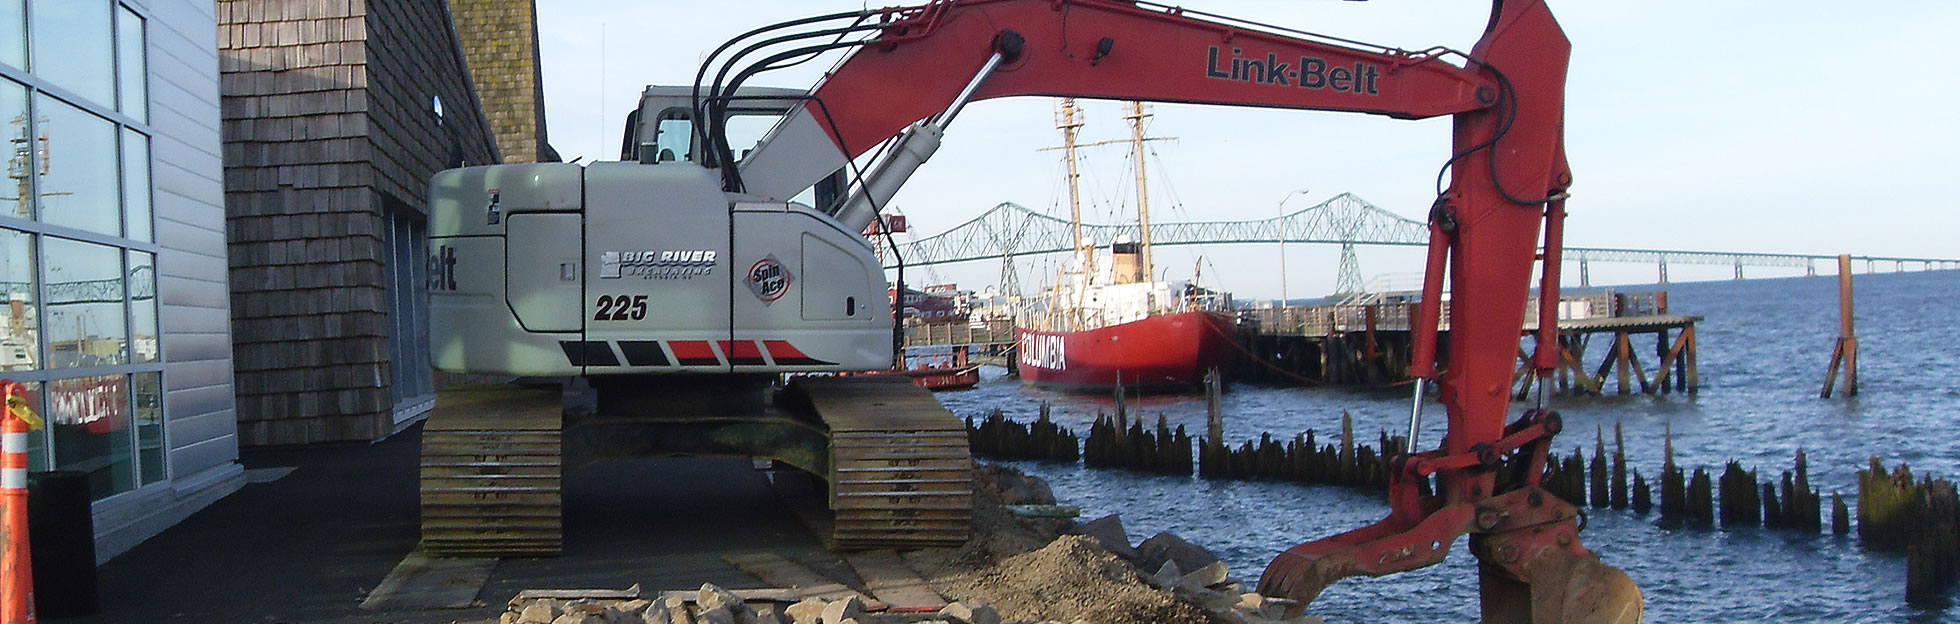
[933, 269, 1960, 623]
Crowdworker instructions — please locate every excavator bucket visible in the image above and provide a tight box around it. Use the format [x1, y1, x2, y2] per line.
[1260, 485, 1644, 624]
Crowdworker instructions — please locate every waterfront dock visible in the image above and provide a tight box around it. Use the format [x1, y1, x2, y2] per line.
[896, 289, 1700, 394]
[1236, 289, 1701, 394]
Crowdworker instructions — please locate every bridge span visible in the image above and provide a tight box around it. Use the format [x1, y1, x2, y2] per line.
[881, 193, 1959, 288]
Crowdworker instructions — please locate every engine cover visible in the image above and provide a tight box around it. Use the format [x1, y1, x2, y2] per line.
[428, 161, 890, 376]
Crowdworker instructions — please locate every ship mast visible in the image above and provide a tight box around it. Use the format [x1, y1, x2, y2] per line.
[1126, 101, 1153, 283]
[1058, 98, 1087, 277]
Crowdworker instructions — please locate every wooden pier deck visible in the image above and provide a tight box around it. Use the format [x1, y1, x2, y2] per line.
[896, 289, 1700, 395]
[1238, 289, 1701, 395]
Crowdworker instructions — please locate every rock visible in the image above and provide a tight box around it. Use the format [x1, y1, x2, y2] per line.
[989, 466, 1057, 506]
[501, 611, 521, 624]
[937, 601, 1002, 624]
[698, 584, 744, 613]
[1179, 561, 1230, 591]
[1075, 515, 1138, 561]
[616, 599, 652, 614]
[820, 595, 865, 624]
[751, 603, 786, 624]
[784, 598, 827, 624]
[552, 613, 607, 624]
[519, 600, 562, 624]
[638, 599, 675, 624]
[1149, 560, 1183, 589]
[564, 599, 610, 617]
[644, 596, 696, 624]
[1137, 532, 1221, 577]
[1174, 584, 1239, 614]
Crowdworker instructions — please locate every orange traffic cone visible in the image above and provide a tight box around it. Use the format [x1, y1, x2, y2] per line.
[0, 379, 38, 624]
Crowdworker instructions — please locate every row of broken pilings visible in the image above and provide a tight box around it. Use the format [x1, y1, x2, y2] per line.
[967, 406, 1960, 605]
[1857, 457, 1960, 606]
[1196, 412, 1398, 490]
[965, 403, 1079, 462]
[1083, 412, 1195, 476]
[967, 408, 1843, 536]
[1535, 422, 1836, 535]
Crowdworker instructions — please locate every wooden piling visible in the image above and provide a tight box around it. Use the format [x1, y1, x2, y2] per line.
[1790, 449, 1821, 532]
[1687, 467, 1715, 526]
[1205, 369, 1223, 448]
[1632, 470, 1652, 514]
[1762, 483, 1784, 528]
[1832, 491, 1850, 536]
[1113, 372, 1128, 428]
[1590, 427, 1610, 509]
[1660, 423, 1685, 524]
[1821, 254, 1859, 398]
[1858, 457, 1919, 550]
[1611, 422, 1629, 510]
[1339, 412, 1355, 485]
[1563, 449, 1588, 507]
[1906, 481, 1960, 605]
[1719, 461, 1761, 527]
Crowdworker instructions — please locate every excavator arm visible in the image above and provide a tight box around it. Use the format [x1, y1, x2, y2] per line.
[717, 2, 1639, 622]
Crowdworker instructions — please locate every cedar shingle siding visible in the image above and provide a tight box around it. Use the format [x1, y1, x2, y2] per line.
[451, 0, 557, 163]
[219, 0, 502, 445]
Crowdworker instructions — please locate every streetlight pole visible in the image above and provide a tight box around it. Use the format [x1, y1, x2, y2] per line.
[1277, 189, 1310, 309]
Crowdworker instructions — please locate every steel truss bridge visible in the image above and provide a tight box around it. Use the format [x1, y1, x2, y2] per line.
[880, 192, 1960, 292]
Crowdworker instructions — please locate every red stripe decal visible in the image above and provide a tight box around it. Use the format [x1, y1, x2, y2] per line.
[762, 340, 836, 366]
[1, 455, 25, 469]
[718, 340, 764, 360]
[668, 340, 719, 364]
[762, 340, 807, 359]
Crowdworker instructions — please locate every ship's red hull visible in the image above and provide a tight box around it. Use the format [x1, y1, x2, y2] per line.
[1016, 311, 1236, 391]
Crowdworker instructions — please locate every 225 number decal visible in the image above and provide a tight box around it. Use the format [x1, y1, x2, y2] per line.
[593, 294, 648, 321]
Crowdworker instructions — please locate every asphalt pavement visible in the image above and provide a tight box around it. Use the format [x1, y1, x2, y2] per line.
[57, 422, 834, 624]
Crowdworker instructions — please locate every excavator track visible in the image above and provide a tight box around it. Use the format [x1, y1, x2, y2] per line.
[793, 376, 974, 549]
[419, 385, 564, 556]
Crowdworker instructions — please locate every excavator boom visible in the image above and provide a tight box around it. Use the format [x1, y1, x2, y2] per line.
[709, 1, 1640, 621]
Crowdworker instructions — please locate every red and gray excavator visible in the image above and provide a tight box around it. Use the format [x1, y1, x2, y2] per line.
[425, 0, 1641, 621]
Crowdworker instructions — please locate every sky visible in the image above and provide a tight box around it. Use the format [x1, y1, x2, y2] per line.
[533, 1, 1960, 300]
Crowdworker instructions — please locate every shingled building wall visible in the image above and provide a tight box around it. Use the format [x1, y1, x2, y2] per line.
[450, 0, 556, 163]
[219, 0, 499, 445]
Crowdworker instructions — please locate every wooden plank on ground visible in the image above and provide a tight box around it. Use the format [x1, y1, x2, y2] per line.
[359, 551, 495, 610]
[723, 553, 880, 607]
[842, 550, 945, 611]
[656, 588, 802, 603]
[514, 584, 641, 602]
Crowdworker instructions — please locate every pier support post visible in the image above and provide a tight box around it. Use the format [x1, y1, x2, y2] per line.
[1821, 254, 1859, 398]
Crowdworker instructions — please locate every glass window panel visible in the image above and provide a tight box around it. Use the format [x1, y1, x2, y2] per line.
[15, 381, 44, 471]
[32, 94, 119, 236]
[128, 250, 154, 362]
[28, 0, 114, 107]
[48, 374, 133, 500]
[1, 80, 24, 220]
[0, 0, 20, 70]
[0, 229, 35, 371]
[133, 371, 160, 485]
[121, 129, 149, 241]
[115, 7, 145, 123]
[43, 237, 126, 368]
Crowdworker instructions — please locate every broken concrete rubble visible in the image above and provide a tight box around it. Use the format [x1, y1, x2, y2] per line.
[1136, 532, 1222, 577]
[486, 464, 1325, 624]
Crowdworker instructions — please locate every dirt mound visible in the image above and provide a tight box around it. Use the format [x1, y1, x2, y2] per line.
[926, 535, 1207, 624]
